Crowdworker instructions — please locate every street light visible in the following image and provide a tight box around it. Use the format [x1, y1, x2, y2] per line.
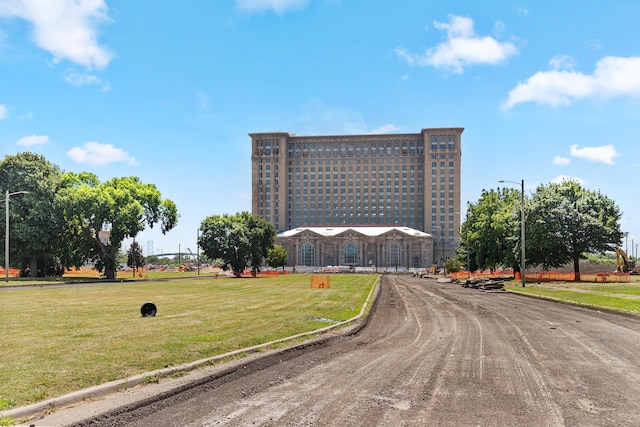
[624, 232, 629, 257]
[4, 190, 29, 282]
[499, 179, 525, 287]
[432, 225, 445, 276]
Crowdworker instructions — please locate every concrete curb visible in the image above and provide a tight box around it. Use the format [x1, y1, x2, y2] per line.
[2, 276, 380, 421]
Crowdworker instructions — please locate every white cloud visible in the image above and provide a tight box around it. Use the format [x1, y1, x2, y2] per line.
[296, 99, 366, 134]
[67, 142, 137, 166]
[16, 134, 49, 146]
[368, 124, 401, 134]
[295, 99, 397, 135]
[236, 0, 309, 14]
[64, 69, 110, 91]
[0, 104, 7, 120]
[0, 0, 113, 69]
[553, 156, 571, 166]
[569, 144, 620, 165]
[549, 54, 576, 70]
[395, 14, 518, 74]
[503, 56, 640, 109]
[65, 69, 98, 85]
[552, 175, 585, 185]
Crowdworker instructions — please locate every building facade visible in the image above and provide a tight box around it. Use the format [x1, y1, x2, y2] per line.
[276, 226, 433, 270]
[250, 128, 463, 264]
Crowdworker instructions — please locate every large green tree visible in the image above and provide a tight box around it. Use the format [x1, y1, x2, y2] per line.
[0, 152, 65, 277]
[526, 180, 622, 280]
[460, 187, 522, 274]
[55, 173, 178, 279]
[198, 212, 275, 277]
[266, 244, 288, 270]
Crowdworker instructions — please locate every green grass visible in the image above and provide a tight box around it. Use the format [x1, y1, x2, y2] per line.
[0, 269, 207, 287]
[0, 274, 377, 409]
[506, 281, 640, 314]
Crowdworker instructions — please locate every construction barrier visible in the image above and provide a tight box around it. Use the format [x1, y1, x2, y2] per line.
[449, 270, 514, 280]
[311, 274, 330, 288]
[449, 270, 631, 282]
[0, 268, 21, 278]
[239, 269, 289, 277]
[261, 271, 280, 277]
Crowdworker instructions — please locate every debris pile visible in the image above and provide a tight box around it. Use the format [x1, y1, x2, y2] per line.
[413, 272, 437, 279]
[462, 277, 506, 291]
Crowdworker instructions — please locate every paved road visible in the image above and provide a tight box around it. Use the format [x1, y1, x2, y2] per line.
[36, 275, 640, 426]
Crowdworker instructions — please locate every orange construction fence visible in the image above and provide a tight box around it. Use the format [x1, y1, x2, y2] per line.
[261, 271, 281, 277]
[0, 267, 21, 278]
[449, 270, 631, 283]
[449, 270, 514, 280]
[240, 269, 290, 277]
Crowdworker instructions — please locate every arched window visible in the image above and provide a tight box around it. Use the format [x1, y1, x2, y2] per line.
[301, 243, 315, 267]
[388, 242, 401, 267]
[344, 243, 357, 265]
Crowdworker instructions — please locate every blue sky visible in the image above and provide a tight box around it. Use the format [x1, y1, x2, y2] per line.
[1, 0, 639, 258]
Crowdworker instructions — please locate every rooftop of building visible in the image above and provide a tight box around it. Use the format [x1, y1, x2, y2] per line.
[277, 225, 432, 238]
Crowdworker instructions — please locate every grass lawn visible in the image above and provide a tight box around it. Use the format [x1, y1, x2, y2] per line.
[0, 268, 209, 287]
[0, 274, 377, 410]
[505, 279, 640, 314]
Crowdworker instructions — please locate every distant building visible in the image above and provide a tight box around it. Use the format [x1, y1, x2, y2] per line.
[277, 226, 433, 270]
[251, 128, 462, 267]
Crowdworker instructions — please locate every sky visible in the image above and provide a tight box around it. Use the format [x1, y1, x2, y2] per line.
[1, 0, 639, 258]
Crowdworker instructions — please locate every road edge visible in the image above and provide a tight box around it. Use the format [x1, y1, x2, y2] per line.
[3, 276, 381, 422]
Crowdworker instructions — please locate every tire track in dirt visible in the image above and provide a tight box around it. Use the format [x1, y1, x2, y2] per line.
[430, 281, 640, 425]
[36, 275, 640, 426]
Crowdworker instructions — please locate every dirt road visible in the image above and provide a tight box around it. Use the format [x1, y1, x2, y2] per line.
[35, 275, 640, 426]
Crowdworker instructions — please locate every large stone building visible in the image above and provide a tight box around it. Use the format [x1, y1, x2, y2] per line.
[276, 226, 433, 270]
[250, 128, 462, 268]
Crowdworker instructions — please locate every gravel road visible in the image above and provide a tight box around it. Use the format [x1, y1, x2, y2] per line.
[33, 275, 640, 426]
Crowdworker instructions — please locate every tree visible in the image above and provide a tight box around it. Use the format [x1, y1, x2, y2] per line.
[526, 180, 622, 281]
[244, 213, 276, 276]
[0, 152, 65, 277]
[146, 254, 160, 265]
[445, 257, 463, 273]
[127, 241, 146, 276]
[55, 173, 178, 280]
[198, 212, 275, 277]
[460, 187, 521, 274]
[266, 244, 288, 270]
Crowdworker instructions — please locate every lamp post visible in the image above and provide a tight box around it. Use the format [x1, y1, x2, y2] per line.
[432, 225, 445, 276]
[624, 232, 629, 257]
[499, 179, 525, 287]
[4, 190, 29, 282]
